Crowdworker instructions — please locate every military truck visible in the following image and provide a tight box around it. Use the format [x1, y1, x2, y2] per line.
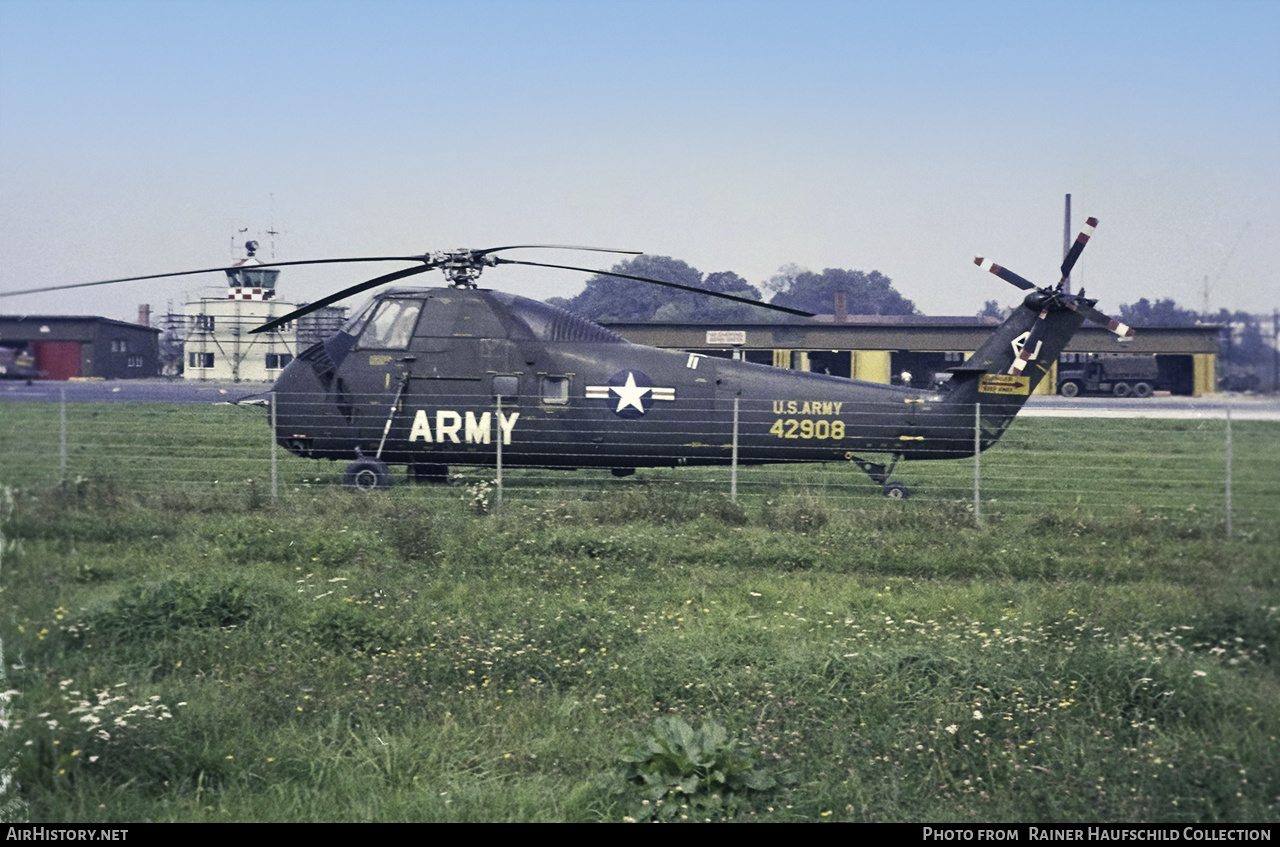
[1057, 356, 1160, 398]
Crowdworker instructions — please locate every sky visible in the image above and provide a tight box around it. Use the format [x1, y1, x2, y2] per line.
[1, 0, 1276, 323]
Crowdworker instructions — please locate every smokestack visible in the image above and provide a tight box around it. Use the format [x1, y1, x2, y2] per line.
[833, 290, 848, 323]
[1062, 193, 1072, 296]
[137, 304, 152, 327]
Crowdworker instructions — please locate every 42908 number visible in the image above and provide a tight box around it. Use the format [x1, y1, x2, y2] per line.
[769, 418, 846, 440]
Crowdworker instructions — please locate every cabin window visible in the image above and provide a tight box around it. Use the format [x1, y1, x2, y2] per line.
[492, 375, 520, 400]
[356, 300, 422, 349]
[540, 376, 570, 405]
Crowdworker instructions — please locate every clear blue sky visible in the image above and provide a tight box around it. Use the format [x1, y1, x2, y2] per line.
[1, 0, 1276, 321]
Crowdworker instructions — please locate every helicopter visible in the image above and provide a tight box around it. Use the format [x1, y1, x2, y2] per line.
[1, 220, 1132, 496]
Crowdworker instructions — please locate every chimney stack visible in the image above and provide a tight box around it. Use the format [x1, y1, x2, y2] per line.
[137, 304, 152, 327]
[833, 290, 848, 322]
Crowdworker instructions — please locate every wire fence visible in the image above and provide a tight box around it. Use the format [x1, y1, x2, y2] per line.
[1, 390, 1277, 535]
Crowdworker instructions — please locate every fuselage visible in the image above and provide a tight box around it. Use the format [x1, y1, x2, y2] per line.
[271, 286, 1084, 471]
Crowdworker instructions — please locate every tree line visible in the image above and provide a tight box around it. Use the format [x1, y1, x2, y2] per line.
[545, 255, 918, 324]
[547, 256, 1275, 392]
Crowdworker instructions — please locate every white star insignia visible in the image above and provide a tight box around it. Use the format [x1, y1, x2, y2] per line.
[610, 371, 652, 413]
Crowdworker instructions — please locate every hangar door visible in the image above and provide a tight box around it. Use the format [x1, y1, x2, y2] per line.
[32, 341, 82, 380]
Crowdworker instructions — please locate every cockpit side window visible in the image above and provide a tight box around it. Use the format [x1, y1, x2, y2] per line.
[355, 300, 423, 349]
[341, 300, 379, 337]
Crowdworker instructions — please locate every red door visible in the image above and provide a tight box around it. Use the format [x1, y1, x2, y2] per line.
[32, 341, 82, 380]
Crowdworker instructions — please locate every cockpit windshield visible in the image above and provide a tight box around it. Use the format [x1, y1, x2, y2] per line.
[354, 299, 423, 349]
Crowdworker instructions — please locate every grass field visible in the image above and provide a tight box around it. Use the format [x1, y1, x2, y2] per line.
[1, 403, 1277, 822]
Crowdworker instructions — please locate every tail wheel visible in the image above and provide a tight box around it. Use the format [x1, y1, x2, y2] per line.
[344, 457, 392, 491]
[1059, 381, 1081, 398]
[1133, 382, 1153, 398]
[1113, 382, 1132, 398]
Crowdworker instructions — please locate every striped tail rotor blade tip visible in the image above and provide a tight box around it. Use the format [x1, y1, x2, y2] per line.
[1109, 320, 1134, 338]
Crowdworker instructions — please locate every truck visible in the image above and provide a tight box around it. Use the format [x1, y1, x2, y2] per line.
[1056, 356, 1160, 398]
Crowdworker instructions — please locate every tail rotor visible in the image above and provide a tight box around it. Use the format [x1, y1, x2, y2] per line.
[974, 216, 1133, 376]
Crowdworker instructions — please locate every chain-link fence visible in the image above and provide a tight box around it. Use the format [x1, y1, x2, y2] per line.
[2, 391, 1277, 534]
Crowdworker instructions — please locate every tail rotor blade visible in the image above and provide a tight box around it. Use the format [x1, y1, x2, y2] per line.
[1072, 301, 1134, 338]
[974, 257, 1038, 291]
[1059, 216, 1099, 283]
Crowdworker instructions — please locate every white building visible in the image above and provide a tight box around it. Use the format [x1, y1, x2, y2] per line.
[181, 248, 344, 382]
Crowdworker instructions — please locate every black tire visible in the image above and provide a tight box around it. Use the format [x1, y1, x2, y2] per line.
[1113, 382, 1132, 398]
[882, 482, 910, 500]
[1059, 381, 1081, 398]
[1132, 382, 1153, 398]
[344, 457, 392, 492]
[409, 463, 450, 484]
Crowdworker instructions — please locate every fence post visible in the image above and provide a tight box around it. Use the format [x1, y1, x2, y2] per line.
[1225, 405, 1232, 538]
[494, 395, 504, 512]
[973, 402, 981, 526]
[59, 386, 67, 492]
[731, 396, 739, 502]
[270, 391, 278, 504]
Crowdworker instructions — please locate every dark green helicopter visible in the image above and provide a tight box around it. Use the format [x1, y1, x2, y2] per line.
[3, 220, 1131, 495]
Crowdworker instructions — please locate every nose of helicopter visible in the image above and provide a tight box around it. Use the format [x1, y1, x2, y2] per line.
[271, 355, 353, 459]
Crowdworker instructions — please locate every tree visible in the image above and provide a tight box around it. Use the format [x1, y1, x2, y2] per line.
[766, 266, 918, 316]
[977, 299, 1008, 321]
[553, 256, 767, 323]
[1118, 298, 1201, 327]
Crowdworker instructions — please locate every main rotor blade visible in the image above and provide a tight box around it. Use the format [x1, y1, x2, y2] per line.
[474, 245, 643, 257]
[974, 257, 1037, 291]
[494, 259, 816, 318]
[0, 256, 431, 299]
[249, 263, 439, 334]
[1059, 216, 1098, 282]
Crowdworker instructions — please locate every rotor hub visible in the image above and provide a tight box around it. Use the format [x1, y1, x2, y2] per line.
[430, 250, 500, 288]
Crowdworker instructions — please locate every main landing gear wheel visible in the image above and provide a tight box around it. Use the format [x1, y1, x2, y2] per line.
[344, 457, 392, 491]
[409, 463, 450, 484]
[881, 482, 911, 500]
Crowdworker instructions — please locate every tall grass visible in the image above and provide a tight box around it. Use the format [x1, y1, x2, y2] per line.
[2, 406, 1277, 820]
[2, 467, 1277, 822]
